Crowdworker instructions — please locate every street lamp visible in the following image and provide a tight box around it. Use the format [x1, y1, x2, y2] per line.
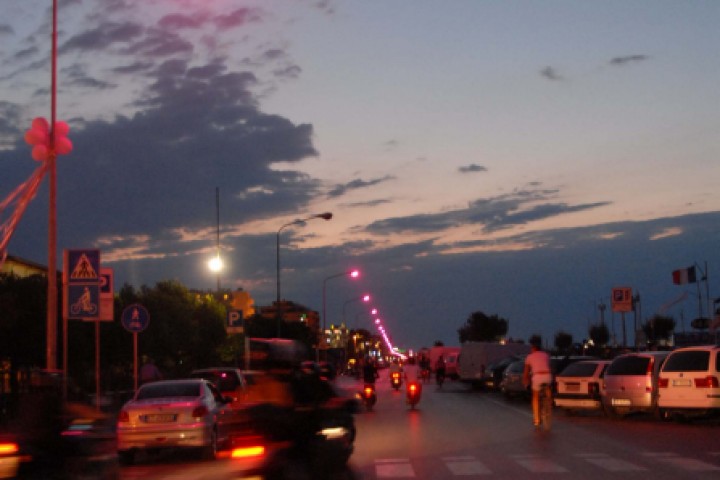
[342, 294, 370, 326]
[207, 187, 222, 292]
[321, 269, 360, 352]
[276, 212, 332, 336]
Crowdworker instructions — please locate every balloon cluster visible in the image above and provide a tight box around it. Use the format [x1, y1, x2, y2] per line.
[24, 117, 73, 161]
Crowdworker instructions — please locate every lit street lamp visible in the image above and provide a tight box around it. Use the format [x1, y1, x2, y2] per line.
[342, 294, 370, 326]
[207, 187, 222, 291]
[276, 212, 332, 336]
[321, 269, 360, 352]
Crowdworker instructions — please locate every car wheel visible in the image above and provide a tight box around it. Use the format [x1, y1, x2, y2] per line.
[118, 450, 135, 466]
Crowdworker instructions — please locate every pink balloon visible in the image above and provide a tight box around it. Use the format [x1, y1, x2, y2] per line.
[25, 128, 47, 146]
[31, 117, 49, 133]
[54, 121, 70, 136]
[32, 144, 49, 161]
[55, 136, 73, 155]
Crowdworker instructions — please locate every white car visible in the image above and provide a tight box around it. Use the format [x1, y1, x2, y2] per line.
[554, 360, 610, 413]
[117, 379, 232, 464]
[657, 345, 720, 420]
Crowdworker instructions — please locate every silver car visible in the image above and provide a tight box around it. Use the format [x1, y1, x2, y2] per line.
[117, 379, 232, 464]
[554, 360, 610, 413]
[602, 351, 670, 417]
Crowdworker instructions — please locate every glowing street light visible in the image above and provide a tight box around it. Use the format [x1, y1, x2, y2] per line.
[321, 269, 360, 352]
[276, 212, 332, 336]
[342, 294, 371, 326]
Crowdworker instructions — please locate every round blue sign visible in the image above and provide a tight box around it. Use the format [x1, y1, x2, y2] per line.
[121, 303, 150, 333]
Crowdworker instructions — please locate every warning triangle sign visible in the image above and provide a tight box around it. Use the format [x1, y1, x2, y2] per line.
[70, 253, 98, 279]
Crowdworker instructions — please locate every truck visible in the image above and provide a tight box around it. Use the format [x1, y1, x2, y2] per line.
[457, 341, 530, 387]
[427, 346, 461, 379]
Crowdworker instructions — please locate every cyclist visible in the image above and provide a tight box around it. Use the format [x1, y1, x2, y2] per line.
[522, 336, 552, 428]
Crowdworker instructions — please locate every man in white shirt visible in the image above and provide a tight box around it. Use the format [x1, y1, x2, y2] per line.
[523, 337, 552, 427]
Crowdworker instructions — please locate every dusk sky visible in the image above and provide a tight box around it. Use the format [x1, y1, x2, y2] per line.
[1, 0, 719, 350]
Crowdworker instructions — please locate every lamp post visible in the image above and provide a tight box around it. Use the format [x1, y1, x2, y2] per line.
[342, 294, 370, 327]
[321, 269, 359, 355]
[207, 187, 222, 292]
[275, 212, 332, 336]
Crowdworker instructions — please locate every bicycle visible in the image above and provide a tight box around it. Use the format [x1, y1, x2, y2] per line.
[536, 383, 552, 431]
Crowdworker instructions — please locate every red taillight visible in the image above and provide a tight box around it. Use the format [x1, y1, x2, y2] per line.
[694, 376, 719, 388]
[409, 384, 417, 392]
[588, 382, 599, 396]
[192, 406, 209, 418]
[658, 377, 669, 388]
[117, 410, 129, 422]
[0, 442, 19, 455]
[363, 387, 374, 397]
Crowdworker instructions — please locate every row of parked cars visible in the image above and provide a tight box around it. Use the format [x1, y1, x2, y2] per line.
[494, 344, 720, 421]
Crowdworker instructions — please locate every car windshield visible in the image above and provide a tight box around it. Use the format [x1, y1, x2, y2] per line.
[136, 382, 201, 400]
[662, 351, 710, 372]
[191, 371, 240, 391]
[607, 356, 650, 375]
[559, 362, 599, 377]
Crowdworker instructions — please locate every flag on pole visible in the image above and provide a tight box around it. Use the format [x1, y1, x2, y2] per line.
[672, 266, 696, 285]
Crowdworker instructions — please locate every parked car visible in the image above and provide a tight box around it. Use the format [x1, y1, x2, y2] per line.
[190, 368, 248, 409]
[481, 355, 524, 391]
[602, 351, 670, 417]
[500, 360, 530, 399]
[554, 360, 611, 414]
[657, 344, 720, 420]
[116, 379, 233, 464]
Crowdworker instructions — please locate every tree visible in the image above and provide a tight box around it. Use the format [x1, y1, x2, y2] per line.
[588, 323, 610, 347]
[641, 314, 676, 346]
[458, 311, 508, 343]
[433, 340, 444, 347]
[554, 331, 573, 354]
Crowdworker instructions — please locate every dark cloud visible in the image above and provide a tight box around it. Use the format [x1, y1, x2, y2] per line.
[0, 101, 22, 148]
[273, 65, 302, 80]
[125, 28, 194, 58]
[610, 55, 649, 66]
[364, 187, 611, 236]
[112, 61, 154, 74]
[458, 164, 487, 173]
[158, 14, 208, 30]
[340, 199, 393, 209]
[327, 176, 396, 199]
[213, 8, 261, 30]
[0, 25, 14, 36]
[61, 22, 144, 53]
[540, 66, 563, 81]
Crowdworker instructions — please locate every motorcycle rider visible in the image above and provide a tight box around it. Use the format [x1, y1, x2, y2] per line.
[363, 357, 379, 385]
[435, 355, 446, 386]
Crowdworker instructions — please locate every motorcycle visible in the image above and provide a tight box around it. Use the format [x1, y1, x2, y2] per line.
[406, 381, 422, 409]
[358, 383, 377, 411]
[390, 371, 402, 390]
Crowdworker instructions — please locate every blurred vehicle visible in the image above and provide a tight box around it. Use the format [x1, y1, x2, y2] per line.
[428, 346, 461, 379]
[657, 345, 720, 420]
[390, 371, 402, 390]
[0, 369, 118, 479]
[500, 360, 530, 399]
[190, 368, 248, 409]
[116, 378, 233, 464]
[406, 381, 422, 409]
[480, 355, 523, 391]
[602, 351, 670, 417]
[458, 342, 530, 388]
[357, 383, 377, 411]
[550, 356, 598, 376]
[554, 360, 611, 414]
[300, 361, 336, 381]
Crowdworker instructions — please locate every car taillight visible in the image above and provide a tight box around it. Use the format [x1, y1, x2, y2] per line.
[192, 406, 209, 418]
[588, 382, 599, 396]
[231, 445, 265, 459]
[694, 376, 719, 388]
[409, 384, 417, 393]
[0, 442, 19, 455]
[658, 377, 669, 388]
[117, 410, 129, 422]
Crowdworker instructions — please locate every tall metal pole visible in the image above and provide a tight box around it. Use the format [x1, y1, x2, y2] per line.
[47, 0, 58, 371]
[215, 187, 220, 292]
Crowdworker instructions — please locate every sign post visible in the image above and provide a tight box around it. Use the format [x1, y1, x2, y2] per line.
[121, 304, 150, 391]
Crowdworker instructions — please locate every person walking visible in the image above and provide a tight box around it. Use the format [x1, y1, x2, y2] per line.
[522, 336, 552, 428]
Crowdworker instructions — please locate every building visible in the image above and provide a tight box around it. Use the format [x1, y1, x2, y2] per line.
[259, 300, 320, 333]
[1, 254, 51, 278]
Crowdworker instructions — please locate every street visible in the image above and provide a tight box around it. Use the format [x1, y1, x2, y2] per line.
[119, 374, 720, 479]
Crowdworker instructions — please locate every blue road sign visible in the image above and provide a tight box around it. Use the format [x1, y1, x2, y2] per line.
[227, 310, 243, 327]
[65, 249, 101, 320]
[121, 304, 150, 333]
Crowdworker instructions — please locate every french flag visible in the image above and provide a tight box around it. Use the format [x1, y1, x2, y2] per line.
[672, 266, 696, 285]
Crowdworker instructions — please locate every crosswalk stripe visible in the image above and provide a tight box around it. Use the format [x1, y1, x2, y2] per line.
[576, 453, 646, 472]
[443, 456, 492, 475]
[375, 459, 415, 478]
[510, 454, 568, 473]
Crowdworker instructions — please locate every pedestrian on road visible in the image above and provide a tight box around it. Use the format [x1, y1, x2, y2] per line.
[522, 336, 552, 427]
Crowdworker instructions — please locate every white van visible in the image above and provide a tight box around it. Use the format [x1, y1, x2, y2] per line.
[657, 345, 720, 419]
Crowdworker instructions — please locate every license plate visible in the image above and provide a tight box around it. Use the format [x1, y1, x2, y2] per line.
[565, 383, 580, 392]
[144, 414, 176, 423]
[672, 379, 692, 387]
[611, 398, 631, 406]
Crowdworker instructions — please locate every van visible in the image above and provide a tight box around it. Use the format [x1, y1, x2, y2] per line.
[657, 345, 720, 419]
[602, 351, 670, 417]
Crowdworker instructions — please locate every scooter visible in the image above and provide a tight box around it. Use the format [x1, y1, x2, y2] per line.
[406, 381, 422, 409]
[358, 383, 377, 411]
[390, 371, 402, 390]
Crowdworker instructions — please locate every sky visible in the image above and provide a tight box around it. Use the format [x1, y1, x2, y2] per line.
[1, 0, 719, 351]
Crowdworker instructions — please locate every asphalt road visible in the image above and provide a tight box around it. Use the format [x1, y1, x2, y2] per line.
[118, 373, 720, 479]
